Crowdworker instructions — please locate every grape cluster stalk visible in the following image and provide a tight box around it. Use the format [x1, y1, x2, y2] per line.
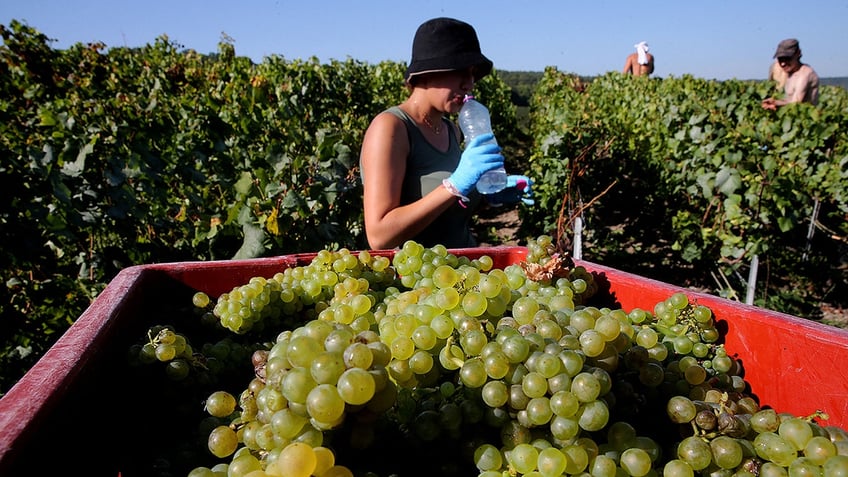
[129, 237, 848, 477]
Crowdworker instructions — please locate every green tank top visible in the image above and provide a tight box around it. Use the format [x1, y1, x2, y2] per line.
[380, 106, 480, 248]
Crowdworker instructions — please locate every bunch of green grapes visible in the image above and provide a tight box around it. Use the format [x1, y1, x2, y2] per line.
[664, 394, 848, 477]
[212, 249, 398, 334]
[176, 238, 848, 477]
[130, 325, 198, 381]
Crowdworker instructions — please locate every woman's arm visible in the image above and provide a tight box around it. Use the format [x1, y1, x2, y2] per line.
[360, 112, 456, 250]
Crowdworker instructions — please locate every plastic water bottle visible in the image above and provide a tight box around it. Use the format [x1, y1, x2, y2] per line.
[458, 96, 508, 194]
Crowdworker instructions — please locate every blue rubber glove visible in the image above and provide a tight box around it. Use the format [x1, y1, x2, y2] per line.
[445, 133, 504, 198]
[486, 175, 535, 207]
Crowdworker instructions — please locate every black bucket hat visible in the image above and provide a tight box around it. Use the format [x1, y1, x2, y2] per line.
[405, 17, 493, 83]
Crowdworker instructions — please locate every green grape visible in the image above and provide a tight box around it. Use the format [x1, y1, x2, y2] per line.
[139, 342, 157, 364]
[459, 357, 487, 388]
[310, 351, 346, 385]
[789, 457, 822, 477]
[205, 391, 237, 418]
[591, 454, 619, 477]
[547, 372, 572, 395]
[478, 274, 503, 298]
[474, 443, 504, 472]
[669, 292, 689, 310]
[549, 415, 580, 440]
[562, 444, 590, 474]
[559, 349, 585, 377]
[508, 443, 540, 475]
[393, 313, 418, 338]
[429, 314, 454, 339]
[208, 425, 238, 458]
[579, 330, 606, 357]
[607, 421, 637, 450]
[390, 336, 415, 360]
[256, 386, 286, 414]
[711, 436, 744, 470]
[823, 455, 848, 477]
[759, 463, 790, 477]
[664, 459, 695, 477]
[804, 436, 837, 466]
[271, 408, 309, 439]
[477, 255, 494, 271]
[408, 349, 434, 375]
[312, 446, 337, 476]
[535, 319, 563, 341]
[228, 452, 262, 476]
[594, 315, 622, 341]
[712, 354, 734, 373]
[620, 448, 653, 477]
[780, 417, 814, 451]
[484, 351, 511, 379]
[306, 384, 346, 424]
[577, 400, 609, 432]
[672, 335, 694, 355]
[635, 327, 659, 348]
[572, 278, 588, 294]
[269, 442, 317, 477]
[522, 371, 549, 398]
[165, 359, 190, 380]
[502, 335, 532, 364]
[461, 329, 488, 356]
[439, 344, 464, 371]
[534, 352, 563, 378]
[571, 372, 601, 402]
[684, 364, 707, 385]
[434, 287, 461, 311]
[538, 447, 567, 477]
[639, 362, 665, 387]
[388, 358, 413, 383]
[513, 296, 541, 325]
[667, 395, 698, 424]
[287, 335, 323, 368]
[550, 390, 580, 418]
[462, 290, 488, 317]
[155, 343, 177, 362]
[482, 380, 509, 408]
[282, 366, 317, 404]
[526, 397, 554, 426]
[336, 367, 376, 405]
[693, 305, 712, 323]
[343, 342, 373, 369]
[367, 341, 392, 367]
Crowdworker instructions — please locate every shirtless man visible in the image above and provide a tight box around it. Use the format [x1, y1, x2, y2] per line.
[623, 41, 654, 77]
[762, 38, 819, 110]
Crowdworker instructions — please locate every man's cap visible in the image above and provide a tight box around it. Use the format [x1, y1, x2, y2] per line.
[774, 38, 800, 58]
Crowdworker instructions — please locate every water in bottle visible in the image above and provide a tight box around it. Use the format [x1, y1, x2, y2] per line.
[458, 95, 508, 194]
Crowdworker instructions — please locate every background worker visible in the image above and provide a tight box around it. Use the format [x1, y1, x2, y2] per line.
[762, 38, 819, 110]
[623, 41, 654, 77]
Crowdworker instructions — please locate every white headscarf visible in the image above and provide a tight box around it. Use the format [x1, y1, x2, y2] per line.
[635, 41, 649, 65]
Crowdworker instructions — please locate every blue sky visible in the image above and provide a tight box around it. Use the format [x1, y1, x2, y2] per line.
[4, 0, 847, 80]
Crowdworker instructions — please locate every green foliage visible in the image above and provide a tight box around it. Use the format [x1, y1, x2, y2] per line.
[526, 67, 847, 315]
[0, 21, 517, 394]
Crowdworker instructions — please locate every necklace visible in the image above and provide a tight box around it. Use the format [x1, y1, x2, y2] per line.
[421, 113, 442, 135]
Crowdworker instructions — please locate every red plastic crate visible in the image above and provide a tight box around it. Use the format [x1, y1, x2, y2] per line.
[0, 246, 846, 475]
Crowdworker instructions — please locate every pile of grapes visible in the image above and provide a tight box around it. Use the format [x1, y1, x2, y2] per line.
[130, 236, 848, 477]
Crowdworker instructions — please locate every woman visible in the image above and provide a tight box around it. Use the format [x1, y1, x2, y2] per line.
[360, 17, 529, 250]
